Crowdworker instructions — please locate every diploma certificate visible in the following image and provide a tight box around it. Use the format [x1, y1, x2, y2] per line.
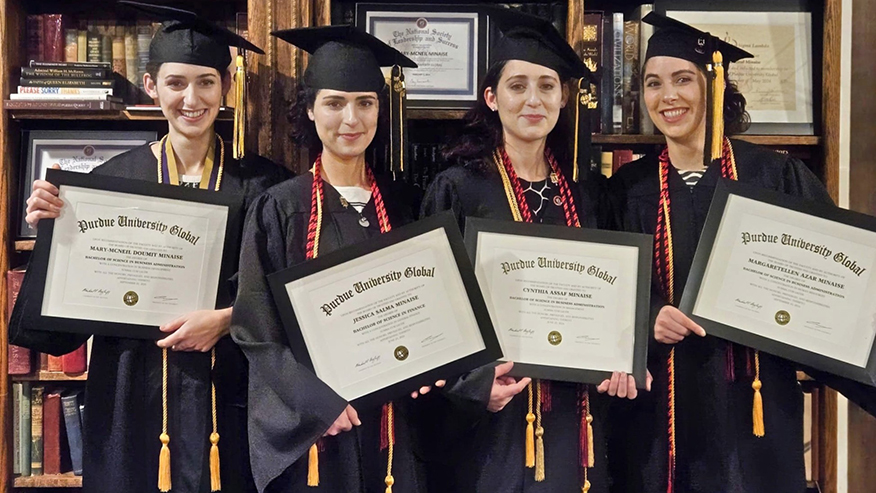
[466, 218, 651, 386]
[681, 180, 876, 386]
[29, 169, 237, 339]
[269, 213, 501, 407]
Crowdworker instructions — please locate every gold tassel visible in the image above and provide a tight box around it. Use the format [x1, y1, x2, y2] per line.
[307, 443, 319, 486]
[582, 480, 591, 492]
[534, 426, 545, 481]
[210, 433, 221, 491]
[385, 402, 395, 493]
[572, 77, 583, 183]
[158, 433, 171, 492]
[710, 50, 725, 163]
[525, 381, 535, 468]
[752, 350, 765, 437]
[158, 347, 171, 492]
[385, 476, 394, 493]
[233, 54, 246, 160]
[534, 379, 545, 482]
[586, 413, 595, 467]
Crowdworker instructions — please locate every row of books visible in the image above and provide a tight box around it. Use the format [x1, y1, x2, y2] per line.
[12, 384, 85, 477]
[12, 60, 126, 111]
[594, 147, 647, 178]
[7, 268, 89, 376]
[24, 13, 247, 106]
[584, 5, 656, 136]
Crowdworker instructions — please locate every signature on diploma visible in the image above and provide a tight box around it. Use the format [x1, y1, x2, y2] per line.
[735, 298, 763, 310]
[82, 288, 110, 296]
[508, 327, 535, 336]
[154, 295, 179, 302]
[355, 355, 381, 368]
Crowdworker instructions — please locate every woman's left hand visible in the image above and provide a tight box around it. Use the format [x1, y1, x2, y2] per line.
[410, 380, 446, 399]
[156, 307, 232, 352]
[596, 371, 653, 400]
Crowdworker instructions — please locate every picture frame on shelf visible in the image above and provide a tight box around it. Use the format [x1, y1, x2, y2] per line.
[18, 130, 157, 239]
[665, 10, 814, 135]
[356, 3, 488, 109]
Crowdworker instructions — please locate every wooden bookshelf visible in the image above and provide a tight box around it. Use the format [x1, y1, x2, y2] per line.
[13, 473, 81, 488]
[593, 134, 822, 146]
[8, 107, 234, 121]
[11, 371, 87, 382]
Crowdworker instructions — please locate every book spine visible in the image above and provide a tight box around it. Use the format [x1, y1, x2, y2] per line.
[636, 5, 656, 135]
[61, 344, 87, 373]
[61, 394, 84, 475]
[47, 355, 62, 372]
[582, 12, 603, 133]
[29, 60, 112, 69]
[136, 22, 152, 93]
[600, 151, 613, 178]
[100, 24, 113, 64]
[86, 24, 101, 63]
[20, 382, 32, 476]
[13, 383, 21, 474]
[3, 100, 123, 110]
[77, 23, 87, 62]
[10, 94, 120, 101]
[612, 13, 624, 134]
[7, 269, 31, 374]
[112, 31, 126, 78]
[31, 386, 43, 475]
[64, 28, 78, 63]
[600, 15, 614, 134]
[613, 149, 634, 172]
[125, 27, 139, 87]
[17, 86, 114, 95]
[21, 67, 110, 78]
[26, 15, 43, 64]
[20, 78, 115, 87]
[43, 392, 62, 474]
[622, 20, 640, 134]
[43, 14, 65, 62]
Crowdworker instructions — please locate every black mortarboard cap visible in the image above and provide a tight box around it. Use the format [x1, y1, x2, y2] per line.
[271, 25, 417, 93]
[488, 6, 593, 81]
[119, 1, 264, 74]
[643, 12, 753, 69]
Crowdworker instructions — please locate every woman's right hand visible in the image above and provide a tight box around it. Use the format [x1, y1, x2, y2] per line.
[324, 404, 361, 436]
[487, 361, 531, 413]
[654, 305, 706, 344]
[25, 165, 64, 229]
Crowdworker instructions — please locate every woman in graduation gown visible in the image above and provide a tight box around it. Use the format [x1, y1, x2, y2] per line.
[229, 26, 430, 493]
[608, 12, 876, 493]
[420, 8, 648, 493]
[9, 3, 289, 492]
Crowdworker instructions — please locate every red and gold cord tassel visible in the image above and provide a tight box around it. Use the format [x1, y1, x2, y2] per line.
[525, 381, 535, 468]
[210, 348, 221, 491]
[580, 387, 594, 492]
[752, 350, 765, 437]
[233, 54, 246, 160]
[711, 51, 725, 163]
[158, 348, 171, 492]
[381, 403, 396, 493]
[534, 380, 545, 482]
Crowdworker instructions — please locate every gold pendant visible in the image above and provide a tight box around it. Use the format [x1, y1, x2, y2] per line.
[550, 172, 559, 184]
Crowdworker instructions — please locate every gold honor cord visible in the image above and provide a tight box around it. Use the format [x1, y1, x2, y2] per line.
[156, 134, 225, 492]
[233, 54, 246, 160]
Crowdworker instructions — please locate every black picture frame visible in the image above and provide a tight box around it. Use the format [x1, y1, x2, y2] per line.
[680, 179, 876, 387]
[356, 3, 488, 109]
[267, 212, 502, 409]
[26, 168, 241, 340]
[19, 130, 157, 239]
[464, 217, 652, 387]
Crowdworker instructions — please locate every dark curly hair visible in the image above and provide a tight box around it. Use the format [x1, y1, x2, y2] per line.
[287, 82, 390, 155]
[443, 60, 573, 172]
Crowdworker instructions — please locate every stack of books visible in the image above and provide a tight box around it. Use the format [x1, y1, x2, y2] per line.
[8, 61, 124, 110]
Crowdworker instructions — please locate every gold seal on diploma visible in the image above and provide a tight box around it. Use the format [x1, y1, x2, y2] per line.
[123, 291, 139, 306]
[394, 346, 409, 361]
[775, 310, 791, 326]
[548, 330, 563, 346]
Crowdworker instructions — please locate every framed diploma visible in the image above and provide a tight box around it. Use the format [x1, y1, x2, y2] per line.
[268, 212, 502, 408]
[28, 169, 240, 339]
[465, 218, 651, 386]
[665, 9, 814, 135]
[680, 180, 876, 386]
[19, 130, 157, 238]
[357, 4, 487, 108]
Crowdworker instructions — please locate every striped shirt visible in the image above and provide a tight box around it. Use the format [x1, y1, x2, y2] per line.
[677, 167, 708, 187]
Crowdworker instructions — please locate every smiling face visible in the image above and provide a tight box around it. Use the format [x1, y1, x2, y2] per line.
[144, 62, 229, 140]
[307, 89, 379, 161]
[484, 59, 568, 146]
[643, 56, 707, 147]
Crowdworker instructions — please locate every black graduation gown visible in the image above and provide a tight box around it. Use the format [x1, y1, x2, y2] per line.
[8, 143, 290, 493]
[607, 139, 876, 493]
[230, 173, 427, 493]
[419, 162, 613, 493]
